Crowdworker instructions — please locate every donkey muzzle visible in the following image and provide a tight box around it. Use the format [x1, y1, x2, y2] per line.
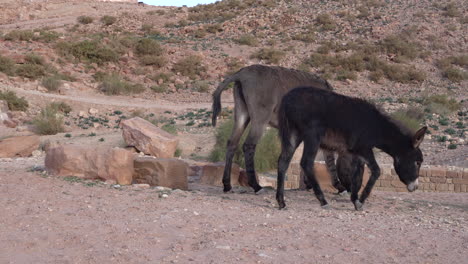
[407, 179, 419, 192]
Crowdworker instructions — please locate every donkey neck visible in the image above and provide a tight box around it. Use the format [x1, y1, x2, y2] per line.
[375, 117, 412, 157]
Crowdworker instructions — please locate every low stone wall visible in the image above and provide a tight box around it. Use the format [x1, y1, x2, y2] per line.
[259, 162, 468, 193]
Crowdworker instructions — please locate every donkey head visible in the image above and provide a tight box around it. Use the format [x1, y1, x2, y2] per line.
[393, 126, 427, 192]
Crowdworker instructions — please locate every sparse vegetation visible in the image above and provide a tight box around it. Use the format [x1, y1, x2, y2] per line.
[235, 34, 258, 46]
[173, 55, 206, 79]
[0, 91, 29, 111]
[250, 48, 285, 64]
[209, 118, 280, 172]
[49, 101, 72, 114]
[0, 55, 15, 75]
[315, 13, 336, 31]
[77, 16, 94, 24]
[191, 80, 210, 93]
[135, 38, 164, 56]
[423, 94, 460, 115]
[33, 104, 65, 135]
[56, 40, 119, 65]
[41, 76, 62, 92]
[139, 55, 167, 67]
[150, 84, 168, 93]
[100, 15, 117, 26]
[99, 74, 145, 95]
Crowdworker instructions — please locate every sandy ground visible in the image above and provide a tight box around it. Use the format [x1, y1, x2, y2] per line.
[0, 157, 467, 264]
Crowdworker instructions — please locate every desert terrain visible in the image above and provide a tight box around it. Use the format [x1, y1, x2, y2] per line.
[0, 0, 467, 263]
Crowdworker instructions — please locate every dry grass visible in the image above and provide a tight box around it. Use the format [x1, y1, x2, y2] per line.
[172, 55, 207, 79]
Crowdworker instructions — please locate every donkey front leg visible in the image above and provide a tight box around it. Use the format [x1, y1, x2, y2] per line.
[355, 150, 381, 209]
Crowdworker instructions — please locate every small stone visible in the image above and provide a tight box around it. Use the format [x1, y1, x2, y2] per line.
[31, 150, 42, 157]
[161, 194, 169, 198]
[89, 108, 99, 115]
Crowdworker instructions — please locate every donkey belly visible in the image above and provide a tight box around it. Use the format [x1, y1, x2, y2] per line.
[320, 129, 349, 154]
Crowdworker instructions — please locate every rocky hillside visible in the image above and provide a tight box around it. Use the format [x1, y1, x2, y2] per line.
[0, 0, 466, 165]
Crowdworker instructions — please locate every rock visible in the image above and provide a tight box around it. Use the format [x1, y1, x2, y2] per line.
[31, 149, 42, 157]
[78, 111, 88, 118]
[121, 117, 178, 158]
[238, 170, 250, 187]
[200, 162, 241, 187]
[132, 183, 150, 189]
[3, 119, 17, 128]
[89, 108, 99, 115]
[0, 135, 40, 158]
[133, 156, 188, 190]
[0, 100, 8, 112]
[45, 145, 134, 185]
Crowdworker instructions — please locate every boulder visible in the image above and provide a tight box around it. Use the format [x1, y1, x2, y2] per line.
[200, 162, 241, 187]
[0, 135, 40, 158]
[133, 156, 188, 190]
[45, 145, 134, 185]
[121, 117, 178, 158]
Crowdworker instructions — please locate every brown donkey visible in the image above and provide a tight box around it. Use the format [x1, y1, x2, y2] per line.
[212, 64, 350, 193]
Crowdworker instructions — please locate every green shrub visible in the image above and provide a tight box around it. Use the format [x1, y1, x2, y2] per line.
[292, 32, 315, 43]
[161, 123, 177, 135]
[150, 84, 168, 93]
[424, 94, 460, 115]
[315, 13, 336, 31]
[235, 34, 258, 46]
[442, 67, 468, 82]
[191, 80, 210, 93]
[173, 55, 206, 79]
[49, 101, 72, 114]
[99, 75, 145, 95]
[0, 90, 29, 111]
[100, 16, 117, 26]
[41, 76, 62, 92]
[150, 72, 171, 83]
[135, 38, 164, 56]
[141, 24, 154, 34]
[3, 30, 34, 41]
[15, 64, 46, 80]
[209, 118, 281, 172]
[33, 104, 65, 135]
[34, 30, 60, 43]
[56, 40, 119, 65]
[77, 16, 94, 24]
[447, 143, 457, 149]
[139, 55, 167, 67]
[205, 23, 223, 33]
[25, 53, 45, 65]
[379, 35, 421, 61]
[0, 55, 15, 75]
[250, 48, 285, 64]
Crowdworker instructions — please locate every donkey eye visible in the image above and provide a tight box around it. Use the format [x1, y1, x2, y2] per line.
[415, 161, 421, 167]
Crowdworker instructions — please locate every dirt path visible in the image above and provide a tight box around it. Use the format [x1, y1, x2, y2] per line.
[0, 157, 467, 264]
[6, 86, 232, 112]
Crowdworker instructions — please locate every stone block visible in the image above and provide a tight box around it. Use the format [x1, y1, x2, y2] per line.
[133, 157, 188, 190]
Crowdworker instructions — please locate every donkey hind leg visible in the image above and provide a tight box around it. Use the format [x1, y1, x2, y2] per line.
[323, 150, 347, 194]
[222, 95, 250, 193]
[276, 131, 302, 209]
[350, 156, 365, 210]
[301, 129, 328, 208]
[356, 149, 380, 207]
[242, 120, 268, 193]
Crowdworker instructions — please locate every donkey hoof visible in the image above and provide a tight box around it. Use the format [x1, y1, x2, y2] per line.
[321, 204, 331, 210]
[354, 201, 363, 211]
[278, 202, 286, 210]
[223, 185, 232, 193]
[255, 188, 265, 195]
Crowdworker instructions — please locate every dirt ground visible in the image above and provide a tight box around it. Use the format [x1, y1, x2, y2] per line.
[0, 157, 467, 264]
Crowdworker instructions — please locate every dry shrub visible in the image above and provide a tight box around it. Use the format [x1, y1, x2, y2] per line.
[250, 48, 285, 64]
[172, 55, 206, 79]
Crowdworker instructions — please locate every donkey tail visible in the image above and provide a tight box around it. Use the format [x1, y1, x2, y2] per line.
[212, 73, 238, 126]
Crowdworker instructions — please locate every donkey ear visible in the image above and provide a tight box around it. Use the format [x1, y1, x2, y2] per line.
[412, 126, 427, 148]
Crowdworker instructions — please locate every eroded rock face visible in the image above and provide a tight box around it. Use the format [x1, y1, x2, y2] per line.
[200, 162, 241, 187]
[45, 145, 134, 185]
[0, 135, 40, 158]
[121, 117, 178, 158]
[133, 156, 188, 190]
